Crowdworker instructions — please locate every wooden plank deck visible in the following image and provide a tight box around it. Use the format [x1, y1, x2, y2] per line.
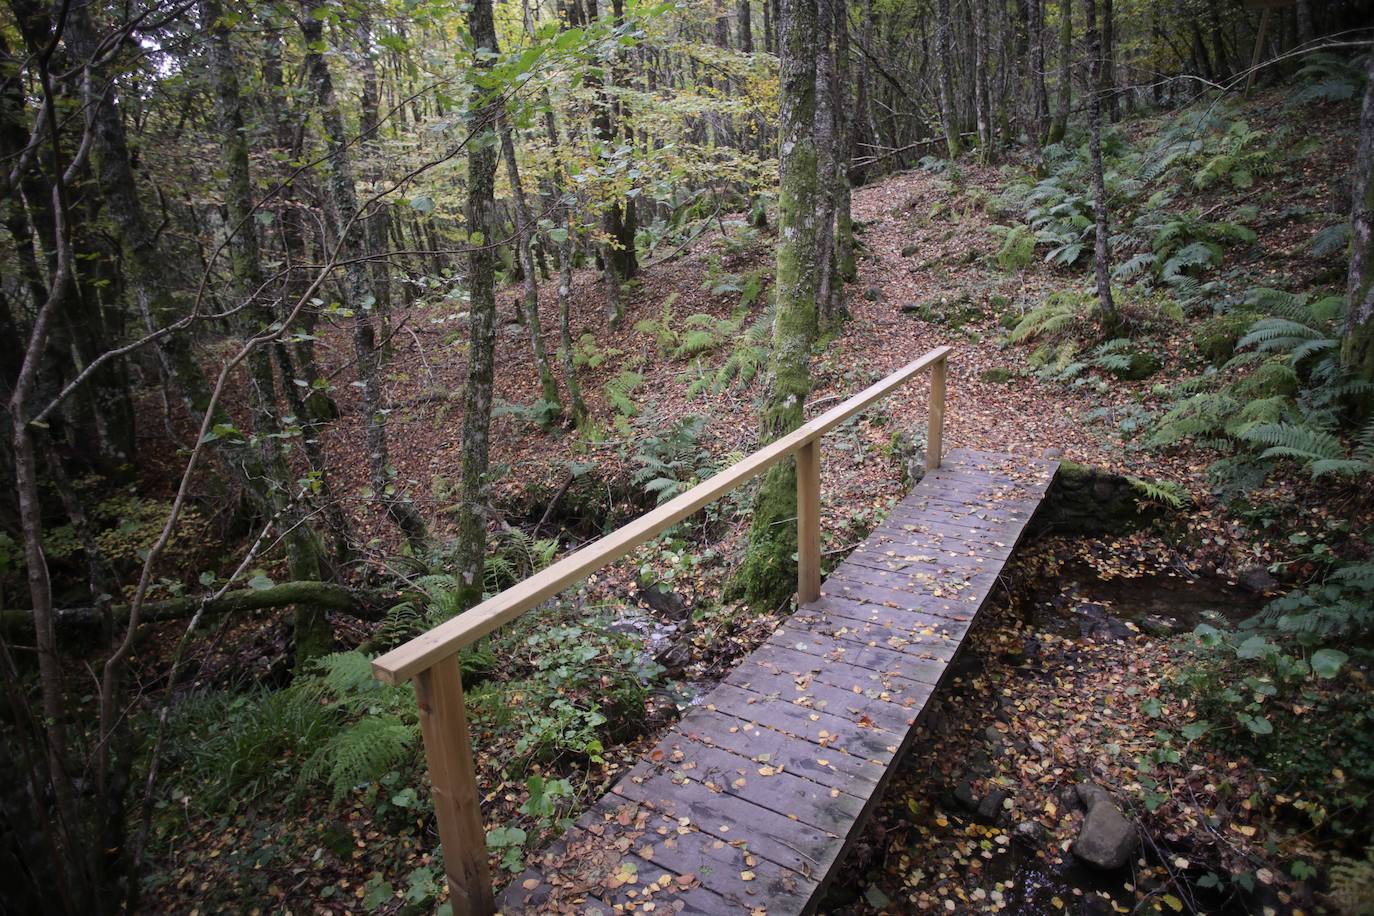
[497, 448, 1059, 914]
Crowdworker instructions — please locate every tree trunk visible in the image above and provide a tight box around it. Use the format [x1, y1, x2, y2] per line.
[1028, 0, 1049, 142]
[738, 0, 754, 51]
[1101, 0, 1117, 120]
[833, 0, 857, 284]
[973, 0, 993, 158]
[1342, 51, 1374, 382]
[935, 0, 962, 158]
[301, 0, 429, 554]
[1047, 0, 1071, 144]
[1084, 0, 1116, 325]
[498, 113, 562, 423]
[208, 0, 330, 666]
[727, 0, 818, 609]
[453, 0, 503, 611]
[815, 0, 839, 328]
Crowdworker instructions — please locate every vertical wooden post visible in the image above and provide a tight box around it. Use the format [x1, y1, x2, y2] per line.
[796, 438, 821, 604]
[926, 357, 946, 470]
[413, 656, 495, 916]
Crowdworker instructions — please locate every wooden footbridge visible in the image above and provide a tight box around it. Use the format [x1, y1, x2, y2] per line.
[372, 347, 1060, 914]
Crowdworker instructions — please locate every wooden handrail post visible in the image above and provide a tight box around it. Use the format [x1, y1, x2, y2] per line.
[796, 438, 821, 604]
[413, 656, 495, 915]
[926, 356, 946, 470]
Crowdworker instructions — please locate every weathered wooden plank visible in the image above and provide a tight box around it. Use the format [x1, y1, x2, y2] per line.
[702, 682, 902, 762]
[611, 769, 840, 877]
[722, 656, 921, 735]
[503, 452, 1059, 916]
[674, 705, 883, 789]
[648, 733, 866, 834]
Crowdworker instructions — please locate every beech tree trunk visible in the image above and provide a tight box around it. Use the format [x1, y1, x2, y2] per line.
[815, 0, 839, 327]
[728, 0, 818, 609]
[453, 0, 503, 611]
[1085, 0, 1116, 325]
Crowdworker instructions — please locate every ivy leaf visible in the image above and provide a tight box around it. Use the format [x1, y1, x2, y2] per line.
[247, 573, 274, 591]
[1244, 715, 1273, 736]
[1181, 721, 1211, 741]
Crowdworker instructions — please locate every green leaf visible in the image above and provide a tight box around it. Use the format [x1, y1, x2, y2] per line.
[1310, 648, 1347, 679]
[1141, 697, 1162, 718]
[247, 573, 274, 591]
[409, 195, 435, 214]
[1181, 721, 1211, 741]
[547, 227, 569, 243]
[1245, 715, 1273, 736]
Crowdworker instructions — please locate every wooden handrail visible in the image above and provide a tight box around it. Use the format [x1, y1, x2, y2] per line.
[371, 345, 951, 914]
[372, 345, 951, 685]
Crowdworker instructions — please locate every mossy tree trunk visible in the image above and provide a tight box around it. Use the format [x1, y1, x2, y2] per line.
[1085, 0, 1117, 327]
[209, 0, 329, 666]
[1342, 49, 1374, 383]
[727, 0, 819, 610]
[453, 0, 502, 612]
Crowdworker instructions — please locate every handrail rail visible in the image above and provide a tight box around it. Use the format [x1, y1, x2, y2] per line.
[372, 345, 951, 686]
[371, 345, 950, 915]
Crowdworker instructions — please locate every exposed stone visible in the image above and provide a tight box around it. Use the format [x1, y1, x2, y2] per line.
[864, 286, 882, 301]
[1238, 566, 1278, 594]
[1029, 461, 1172, 538]
[1140, 615, 1179, 638]
[1041, 446, 1064, 460]
[954, 779, 980, 813]
[900, 244, 919, 257]
[977, 787, 1009, 823]
[1073, 802, 1138, 870]
[1072, 783, 1139, 870]
[1013, 820, 1043, 844]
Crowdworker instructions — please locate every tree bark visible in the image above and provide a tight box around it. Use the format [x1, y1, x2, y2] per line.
[301, 0, 429, 553]
[1047, 0, 1071, 144]
[738, 0, 754, 52]
[498, 112, 562, 423]
[728, 0, 818, 608]
[1028, 0, 1049, 142]
[453, 0, 503, 611]
[1084, 0, 1116, 325]
[935, 0, 962, 158]
[815, 0, 839, 327]
[833, 0, 857, 284]
[1342, 50, 1374, 382]
[1, 581, 396, 637]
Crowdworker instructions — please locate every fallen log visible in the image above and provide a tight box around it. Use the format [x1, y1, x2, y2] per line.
[1, 580, 399, 637]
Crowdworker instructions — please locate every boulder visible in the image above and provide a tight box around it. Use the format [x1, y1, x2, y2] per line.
[977, 787, 1009, 823]
[1238, 566, 1278, 594]
[1072, 784, 1138, 870]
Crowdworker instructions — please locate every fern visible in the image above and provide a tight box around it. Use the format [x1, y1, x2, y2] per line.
[1311, 222, 1351, 258]
[604, 370, 644, 417]
[1127, 476, 1189, 509]
[306, 715, 417, 801]
[1329, 849, 1374, 916]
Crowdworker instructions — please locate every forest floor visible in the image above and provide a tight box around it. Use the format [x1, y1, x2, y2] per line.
[142, 89, 1371, 914]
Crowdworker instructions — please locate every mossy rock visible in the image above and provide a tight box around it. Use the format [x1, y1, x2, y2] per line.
[979, 367, 1015, 383]
[901, 292, 986, 331]
[1105, 350, 1161, 381]
[864, 287, 883, 302]
[1192, 313, 1254, 366]
[901, 244, 920, 257]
